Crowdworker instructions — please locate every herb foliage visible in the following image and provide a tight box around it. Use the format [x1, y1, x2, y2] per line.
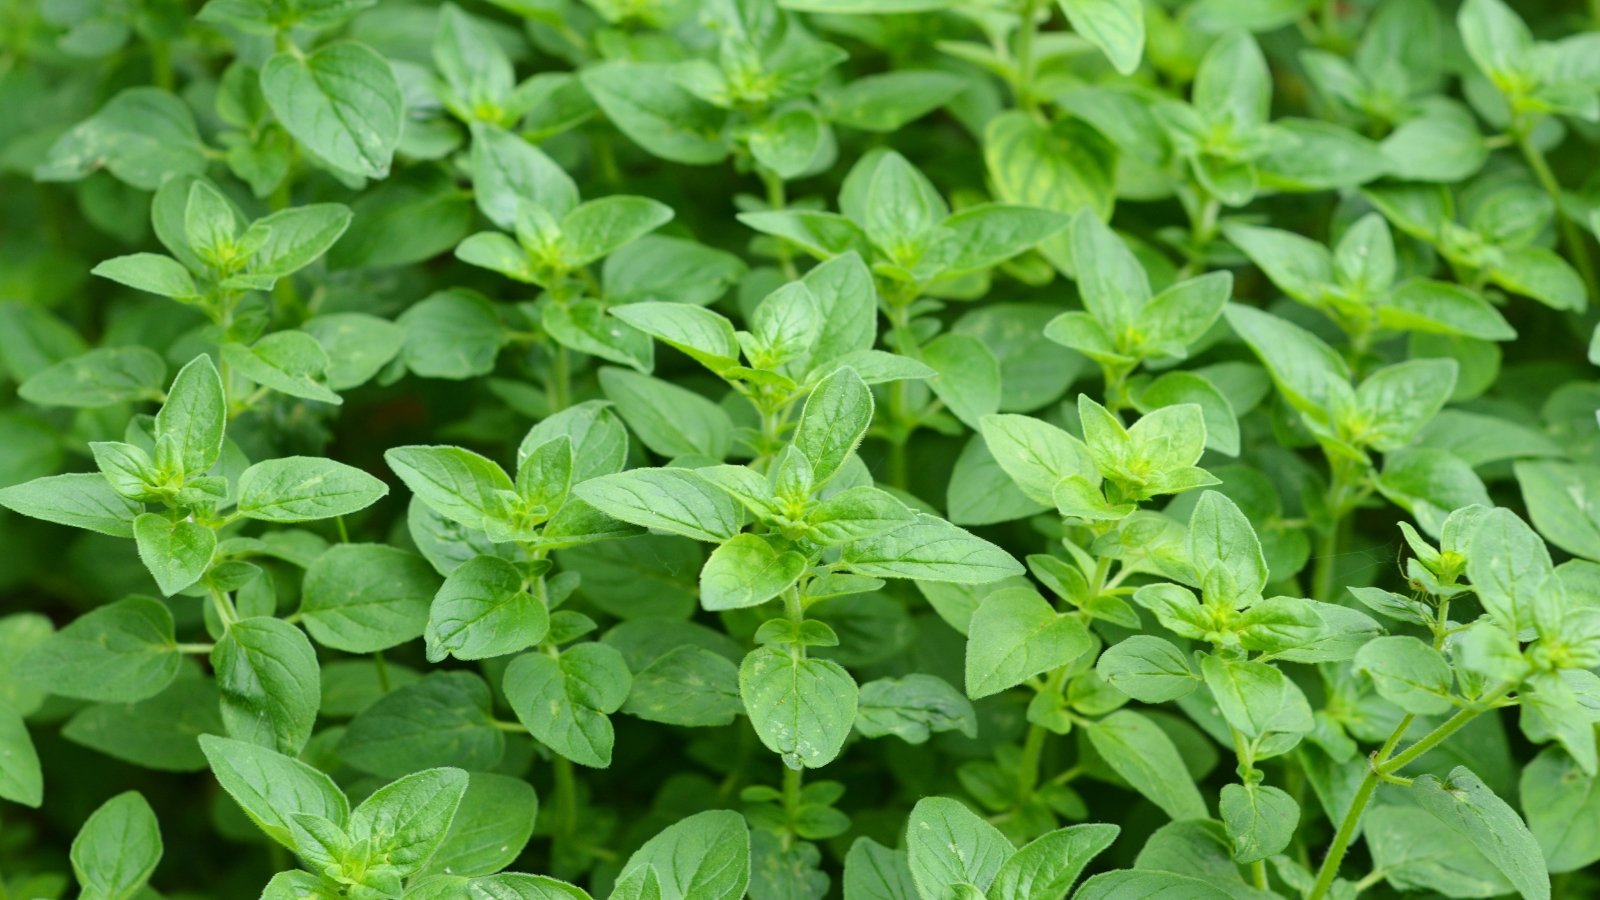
[2, 0, 1600, 898]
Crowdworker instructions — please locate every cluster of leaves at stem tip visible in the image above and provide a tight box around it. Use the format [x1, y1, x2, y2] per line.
[9, 0, 1600, 898]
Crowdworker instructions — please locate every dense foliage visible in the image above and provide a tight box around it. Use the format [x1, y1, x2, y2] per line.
[4, 0, 1600, 897]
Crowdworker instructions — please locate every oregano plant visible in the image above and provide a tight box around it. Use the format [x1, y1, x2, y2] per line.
[4, 0, 1600, 898]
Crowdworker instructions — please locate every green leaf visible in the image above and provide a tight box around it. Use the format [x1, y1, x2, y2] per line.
[1133, 371, 1239, 456]
[574, 467, 742, 543]
[609, 302, 741, 374]
[749, 106, 824, 179]
[212, 617, 321, 755]
[1350, 358, 1457, 451]
[1492, 247, 1587, 312]
[301, 313, 406, 390]
[1366, 805, 1514, 897]
[1221, 223, 1332, 305]
[63, 676, 224, 773]
[1521, 746, 1600, 873]
[18, 346, 166, 408]
[1200, 654, 1313, 739]
[1353, 635, 1454, 715]
[1258, 119, 1386, 192]
[1412, 766, 1551, 900]
[156, 354, 227, 477]
[580, 61, 729, 165]
[820, 70, 966, 132]
[1458, 0, 1534, 86]
[90, 253, 200, 301]
[979, 414, 1097, 505]
[504, 643, 632, 767]
[0, 707, 41, 808]
[737, 209, 871, 260]
[70, 791, 162, 900]
[261, 41, 404, 178]
[610, 810, 750, 900]
[1071, 212, 1149, 334]
[965, 586, 1094, 699]
[739, 645, 858, 769]
[199, 734, 349, 851]
[560, 196, 674, 267]
[1377, 448, 1492, 537]
[1097, 636, 1199, 702]
[385, 445, 515, 532]
[1084, 710, 1207, 821]
[604, 234, 746, 307]
[1467, 507, 1551, 632]
[543, 299, 656, 372]
[861, 151, 946, 253]
[469, 121, 578, 230]
[922, 334, 1001, 430]
[599, 368, 733, 460]
[301, 543, 439, 653]
[1223, 304, 1349, 415]
[1058, 0, 1144, 75]
[844, 838, 918, 900]
[1188, 491, 1268, 605]
[418, 772, 538, 879]
[425, 554, 546, 662]
[984, 112, 1115, 271]
[990, 823, 1120, 899]
[133, 513, 216, 596]
[841, 513, 1024, 583]
[806, 486, 916, 544]
[243, 203, 352, 278]
[18, 596, 179, 702]
[1516, 461, 1600, 561]
[906, 796, 1012, 896]
[622, 645, 743, 727]
[793, 366, 873, 484]
[348, 767, 469, 876]
[700, 534, 807, 611]
[237, 456, 387, 522]
[520, 401, 630, 482]
[1219, 783, 1297, 863]
[0, 473, 143, 538]
[339, 671, 504, 777]
[1075, 870, 1237, 899]
[855, 674, 977, 744]
[939, 204, 1069, 275]
[222, 330, 342, 404]
[36, 88, 208, 190]
[398, 289, 508, 380]
[1382, 279, 1515, 341]
[1194, 30, 1271, 129]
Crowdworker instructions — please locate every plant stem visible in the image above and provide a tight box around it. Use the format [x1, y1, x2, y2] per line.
[1311, 459, 1360, 602]
[553, 755, 578, 837]
[549, 342, 572, 411]
[1016, 723, 1048, 800]
[758, 166, 798, 280]
[209, 586, 238, 628]
[884, 301, 918, 490]
[1013, 0, 1041, 115]
[1306, 683, 1515, 900]
[373, 650, 391, 693]
[1515, 126, 1599, 303]
[150, 40, 173, 91]
[781, 764, 803, 850]
[1311, 517, 1342, 604]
